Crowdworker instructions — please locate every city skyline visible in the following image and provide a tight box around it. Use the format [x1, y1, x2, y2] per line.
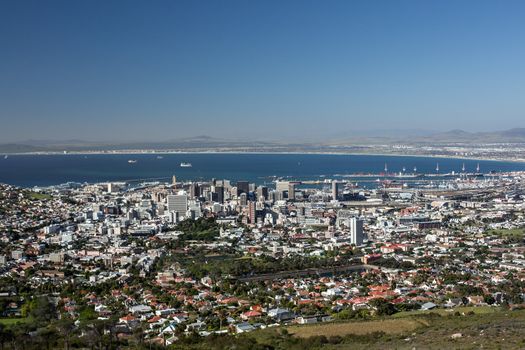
[2, 0, 525, 142]
[3, 2, 525, 347]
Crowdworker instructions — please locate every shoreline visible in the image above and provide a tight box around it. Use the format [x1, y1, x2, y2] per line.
[4, 149, 525, 164]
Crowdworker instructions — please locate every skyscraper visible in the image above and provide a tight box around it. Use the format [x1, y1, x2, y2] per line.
[248, 200, 256, 224]
[236, 181, 250, 196]
[189, 183, 199, 199]
[332, 181, 339, 200]
[239, 192, 248, 206]
[288, 183, 296, 201]
[348, 217, 364, 245]
[167, 194, 188, 216]
[214, 185, 224, 203]
[275, 181, 289, 199]
[257, 186, 268, 201]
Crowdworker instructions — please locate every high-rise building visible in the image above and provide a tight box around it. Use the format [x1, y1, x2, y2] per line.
[288, 183, 296, 201]
[275, 181, 289, 193]
[214, 185, 224, 203]
[168, 211, 179, 223]
[332, 181, 339, 200]
[248, 200, 256, 224]
[348, 217, 364, 245]
[275, 181, 290, 199]
[189, 183, 199, 199]
[268, 190, 277, 202]
[167, 194, 188, 216]
[256, 186, 268, 201]
[236, 181, 250, 196]
[239, 192, 248, 206]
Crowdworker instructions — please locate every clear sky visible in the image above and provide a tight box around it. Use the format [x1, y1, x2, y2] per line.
[1, 0, 525, 142]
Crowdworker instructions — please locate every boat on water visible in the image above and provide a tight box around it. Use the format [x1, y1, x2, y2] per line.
[128, 160, 137, 164]
[180, 162, 192, 168]
[156, 156, 164, 159]
[4, 155, 7, 159]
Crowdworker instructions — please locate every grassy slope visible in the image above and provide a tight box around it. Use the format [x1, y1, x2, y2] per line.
[486, 227, 525, 237]
[0, 317, 29, 325]
[341, 310, 525, 350]
[245, 307, 525, 350]
[26, 192, 53, 200]
[286, 318, 424, 338]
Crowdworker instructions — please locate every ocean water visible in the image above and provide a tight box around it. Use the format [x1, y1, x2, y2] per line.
[1, 153, 525, 187]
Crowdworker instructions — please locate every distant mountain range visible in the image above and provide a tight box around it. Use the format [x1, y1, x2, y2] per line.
[2, 129, 525, 153]
[325, 128, 525, 145]
[414, 128, 525, 144]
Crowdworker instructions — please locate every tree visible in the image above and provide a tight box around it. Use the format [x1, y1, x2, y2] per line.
[30, 296, 57, 325]
[132, 324, 146, 348]
[0, 325, 14, 350]
[369, 298, 397, 316]
[53, 317, 76, 350]
[36, 325, 58, 350]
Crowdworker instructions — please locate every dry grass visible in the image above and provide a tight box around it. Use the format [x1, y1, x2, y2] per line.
[287, 318, 423, 338]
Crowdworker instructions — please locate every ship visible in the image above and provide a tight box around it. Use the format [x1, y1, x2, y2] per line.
[4, 155, 7, 159]
[128, 160, 137, 164]
[156, 156, 164, 159]
[180, 162, 192, 168]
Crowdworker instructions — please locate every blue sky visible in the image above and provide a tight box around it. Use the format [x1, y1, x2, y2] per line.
[1, 0, 525, 142]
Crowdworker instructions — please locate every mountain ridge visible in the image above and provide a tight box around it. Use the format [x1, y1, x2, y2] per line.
[2, 128, 525, 153]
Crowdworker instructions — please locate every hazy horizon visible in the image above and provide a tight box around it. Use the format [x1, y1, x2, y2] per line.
[4, 127, 525, 146]
[2, 0, 525, 142]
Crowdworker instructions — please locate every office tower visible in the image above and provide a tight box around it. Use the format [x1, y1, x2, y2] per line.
[268, 190, 277, 202]
[239, 193, 248, 206]
[257, 186, 268, 201]
[172, 175, 177, 186]
[236, 181, 250, 196]
[168, 211, 179, 223]
[275, 181, 289, 193]
[275, 181, 290, 199]
[189, 183, 199, 199]
[153, 192, 165, 203]
[248, 200, 256, 224]
[188, 202, 202, 218]
[288, 183, 296, 201]
[167, 194, 188, 216]
[214, 185, 224, 203]
[349, 217, 364, 245]
[332, 180, 339, 200]
[200, 185, 210, 199]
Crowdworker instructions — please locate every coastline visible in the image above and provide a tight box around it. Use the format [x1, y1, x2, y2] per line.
[4, 149, 525, 164]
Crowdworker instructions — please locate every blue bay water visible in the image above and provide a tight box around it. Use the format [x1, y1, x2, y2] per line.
[1, 153, 525, 187]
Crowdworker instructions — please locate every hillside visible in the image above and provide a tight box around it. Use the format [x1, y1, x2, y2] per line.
[170, 307, 525, 350]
